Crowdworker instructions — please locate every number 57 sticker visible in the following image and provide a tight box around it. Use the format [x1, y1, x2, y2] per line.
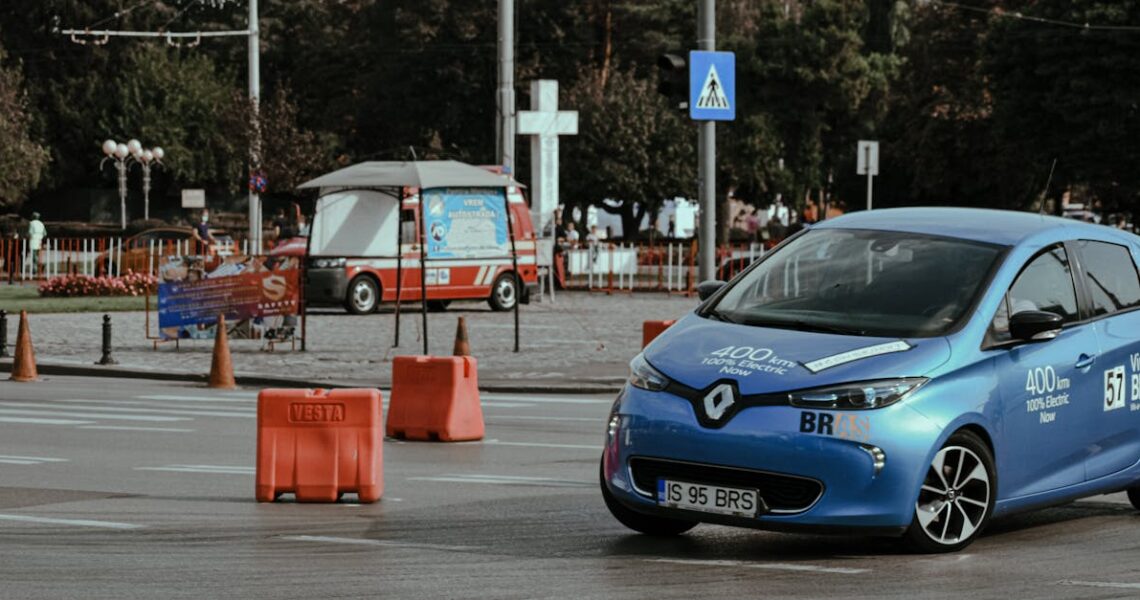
[1105, 366, 1126, 412]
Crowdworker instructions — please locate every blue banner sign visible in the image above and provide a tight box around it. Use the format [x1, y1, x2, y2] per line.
[423, 188, 510, 259]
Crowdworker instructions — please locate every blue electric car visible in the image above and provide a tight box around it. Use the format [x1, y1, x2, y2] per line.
[601, 207, 1140, 552]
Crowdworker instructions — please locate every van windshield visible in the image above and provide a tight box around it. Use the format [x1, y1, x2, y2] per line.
[706, 229, 1005, 338]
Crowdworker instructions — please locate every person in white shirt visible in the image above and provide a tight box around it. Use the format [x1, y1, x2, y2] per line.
[27, 212, 46, 277]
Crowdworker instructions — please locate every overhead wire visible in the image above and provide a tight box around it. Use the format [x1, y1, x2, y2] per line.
[931, 1, 1140, 33]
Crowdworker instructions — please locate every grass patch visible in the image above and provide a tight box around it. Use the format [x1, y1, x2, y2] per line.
[0, 284, 154, 314]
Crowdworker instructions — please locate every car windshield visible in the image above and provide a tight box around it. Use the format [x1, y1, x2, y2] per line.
[706, 228, 1005, 338]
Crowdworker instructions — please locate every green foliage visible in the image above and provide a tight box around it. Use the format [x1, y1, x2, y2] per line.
[0, 38, 50, 210]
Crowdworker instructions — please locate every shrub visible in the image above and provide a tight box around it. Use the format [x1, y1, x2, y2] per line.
[38, 273, 158, 297]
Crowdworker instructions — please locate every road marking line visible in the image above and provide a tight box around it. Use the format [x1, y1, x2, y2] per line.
[0, 408, 189, 423]
[0, 513, 143, 530]
[479, 402, 535, 408]
[483, 440, 600, 450]
[0, 402, 253, 419]
[80, 425, 196, 433]
[489, 415, 602, 422]
[407, 473, 592, 487]
[282, 535, 480, 552]
[0, 455, 68, 466]
[136, 394, 254, 403]
[136, 464, 254, 475]
[646, 558, 869, 575]
[1061, 580, 1140, 590]
[481, 395, 610, 405]
[0, 416, 95, 425]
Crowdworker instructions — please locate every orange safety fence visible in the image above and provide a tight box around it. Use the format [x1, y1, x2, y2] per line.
[0, 236, 244, 282]
[557, 240, 765, 294]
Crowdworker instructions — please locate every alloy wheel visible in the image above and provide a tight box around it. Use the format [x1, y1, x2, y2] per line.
[915, 445, 991, 546]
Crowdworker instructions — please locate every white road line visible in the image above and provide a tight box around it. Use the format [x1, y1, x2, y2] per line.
[479, 402, 535, 408]
[136, 465, 254, 475]
[481, 395, 610, 405]
[0, 455, 68, 466]
[483, 440, 600, 450]
[1061, 580, 1140, 590]
[646, 558, 869, 575]
[0, 513, 143, 530]
[489, 415, 603, 423]
[80, 425, 196, 433]
[0, 416, 95, 426]
[282, 535, 480, 552]
[136, 394, 254, 403]
[0, 408, 188, 423]
[0, 401, 253, 419]
[407, 473, 592, 487]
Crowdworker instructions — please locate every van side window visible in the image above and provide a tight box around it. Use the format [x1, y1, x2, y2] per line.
[400, 209, 418, 243]
[1076, 240, 1140, 316]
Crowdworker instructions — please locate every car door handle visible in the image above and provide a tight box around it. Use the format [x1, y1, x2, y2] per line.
[1075, 354, 1097, 369]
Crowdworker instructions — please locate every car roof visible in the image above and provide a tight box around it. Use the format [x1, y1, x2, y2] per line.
[812, 207, 1126, 247]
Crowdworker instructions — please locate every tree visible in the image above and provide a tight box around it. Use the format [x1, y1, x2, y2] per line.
[561, 66, 695, 237]
[0, 37, 49, 211]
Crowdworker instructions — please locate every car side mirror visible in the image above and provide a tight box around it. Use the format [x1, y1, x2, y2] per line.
[697, 280, 727, 301]
[1010, 310, 1064, 342]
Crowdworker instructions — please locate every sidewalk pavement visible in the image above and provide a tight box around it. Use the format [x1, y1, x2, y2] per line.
[0, 292, 699, 393]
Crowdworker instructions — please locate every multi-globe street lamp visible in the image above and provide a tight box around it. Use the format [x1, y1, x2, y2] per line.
[100, 138, 165, 228]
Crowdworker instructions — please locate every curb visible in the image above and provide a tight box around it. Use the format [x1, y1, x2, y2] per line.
[0, 359, 624, 394]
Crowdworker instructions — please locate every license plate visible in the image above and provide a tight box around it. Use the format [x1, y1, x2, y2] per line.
[657, 479, 761, 517]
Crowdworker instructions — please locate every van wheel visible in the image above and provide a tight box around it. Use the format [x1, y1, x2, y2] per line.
[488, 273, 518, 312]
[903, 431, 995, 553]
[345, 276, 379, 314]
[426, 300, 451, 312]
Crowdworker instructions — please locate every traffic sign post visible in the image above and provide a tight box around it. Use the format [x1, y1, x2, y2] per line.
[689, 51, 735, 122]
[857, 140, 879, 211]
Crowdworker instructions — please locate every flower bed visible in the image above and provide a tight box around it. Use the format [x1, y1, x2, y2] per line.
[38, 273, 158, 297]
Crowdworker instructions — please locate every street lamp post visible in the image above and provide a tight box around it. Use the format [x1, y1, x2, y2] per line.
[101, 138, 165, 227]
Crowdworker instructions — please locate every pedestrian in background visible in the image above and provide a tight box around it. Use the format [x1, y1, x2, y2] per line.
[191, 210, 216, 255]
[27, 212, 46, 277]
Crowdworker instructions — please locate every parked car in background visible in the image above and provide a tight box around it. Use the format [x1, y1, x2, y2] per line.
[97, 227, 234, 275]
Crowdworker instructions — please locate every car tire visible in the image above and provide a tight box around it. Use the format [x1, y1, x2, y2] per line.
[903, 430, 995, 553]
[1127, 487, 1140, 510]
[345, 275, 380, 314]
[599, 461, 697, 536]
[488, 273, 518, 312]
[426, 300, 451, 312]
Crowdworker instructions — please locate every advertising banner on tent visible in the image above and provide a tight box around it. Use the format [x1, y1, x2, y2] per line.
[157, 255, 300, 340]
[423, 188, 509, 259]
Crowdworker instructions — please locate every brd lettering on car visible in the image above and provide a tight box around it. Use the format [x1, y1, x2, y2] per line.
[799, 411, 871, 442]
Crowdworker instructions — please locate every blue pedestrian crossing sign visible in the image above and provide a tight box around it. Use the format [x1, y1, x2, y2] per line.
[689, 51, 735, 121]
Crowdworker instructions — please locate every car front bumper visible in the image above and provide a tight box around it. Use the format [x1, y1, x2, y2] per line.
[602, 384, 945, 534]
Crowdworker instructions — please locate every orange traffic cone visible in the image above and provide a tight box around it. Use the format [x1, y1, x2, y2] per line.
[208, 314, 236, 389]
[453, 316, 470, 357]
[9, 310, 38, 382]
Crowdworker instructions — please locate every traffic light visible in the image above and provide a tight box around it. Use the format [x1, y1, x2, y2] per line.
[657, 53, 688, 111]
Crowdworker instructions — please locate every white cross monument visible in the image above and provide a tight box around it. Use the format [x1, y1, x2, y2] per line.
[517, 79, 578, 237]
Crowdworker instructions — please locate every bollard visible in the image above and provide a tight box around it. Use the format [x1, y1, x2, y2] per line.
[96, 314, 117, 365]
[0, 310, 8, 358]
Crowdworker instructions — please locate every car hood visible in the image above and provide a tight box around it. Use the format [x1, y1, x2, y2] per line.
[643, 313, 952, 395]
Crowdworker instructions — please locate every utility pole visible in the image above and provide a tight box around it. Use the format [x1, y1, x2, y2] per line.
[248, 0, 262, 253]
[496, 0, 516, 174]
[698, 0, 716, 282]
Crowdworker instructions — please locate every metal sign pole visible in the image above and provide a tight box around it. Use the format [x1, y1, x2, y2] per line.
[394, 188, 404, 348]
[866, 146, 873, 211]
[697, 0, 716, 282]
[419, 190, 429, 355]
[503, 189, 520, 353]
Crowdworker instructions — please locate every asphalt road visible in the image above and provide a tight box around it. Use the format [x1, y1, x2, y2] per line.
[1, 375, 1139, 599]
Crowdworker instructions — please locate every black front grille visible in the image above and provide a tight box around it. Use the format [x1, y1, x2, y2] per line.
[629, 457, 823, 513]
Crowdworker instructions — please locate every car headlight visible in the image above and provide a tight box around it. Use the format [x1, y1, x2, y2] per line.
[629, 354, 670, 391]
[311, 257, 346, 269]
[788, 378, 927, 410]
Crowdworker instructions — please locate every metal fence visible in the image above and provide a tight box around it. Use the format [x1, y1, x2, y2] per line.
[560, 241, 767, 294]
[0, 237, 244, 282]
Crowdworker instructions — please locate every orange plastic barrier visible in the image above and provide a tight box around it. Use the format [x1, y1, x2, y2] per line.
[256, 388, 383, 503]
[642, 320, 676, 349]
[387, 356, 484, 442]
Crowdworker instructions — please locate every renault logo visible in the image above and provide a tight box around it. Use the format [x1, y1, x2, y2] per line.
[703, 383, 736, 421]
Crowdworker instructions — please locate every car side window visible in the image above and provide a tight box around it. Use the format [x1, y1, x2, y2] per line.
[1077, 240, 1140, 317]
[990, 245, 1079, 341]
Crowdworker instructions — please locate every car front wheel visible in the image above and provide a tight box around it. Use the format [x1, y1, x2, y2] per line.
[903, 430, 995, 553]
[488, 273, 518, 312]
[1127, 487, 1140, 510]
[600, 461, 696, 536]
[345, 276, 379, 314]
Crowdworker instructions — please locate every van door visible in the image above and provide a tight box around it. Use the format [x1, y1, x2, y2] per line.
[394, 207, 423, 301]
